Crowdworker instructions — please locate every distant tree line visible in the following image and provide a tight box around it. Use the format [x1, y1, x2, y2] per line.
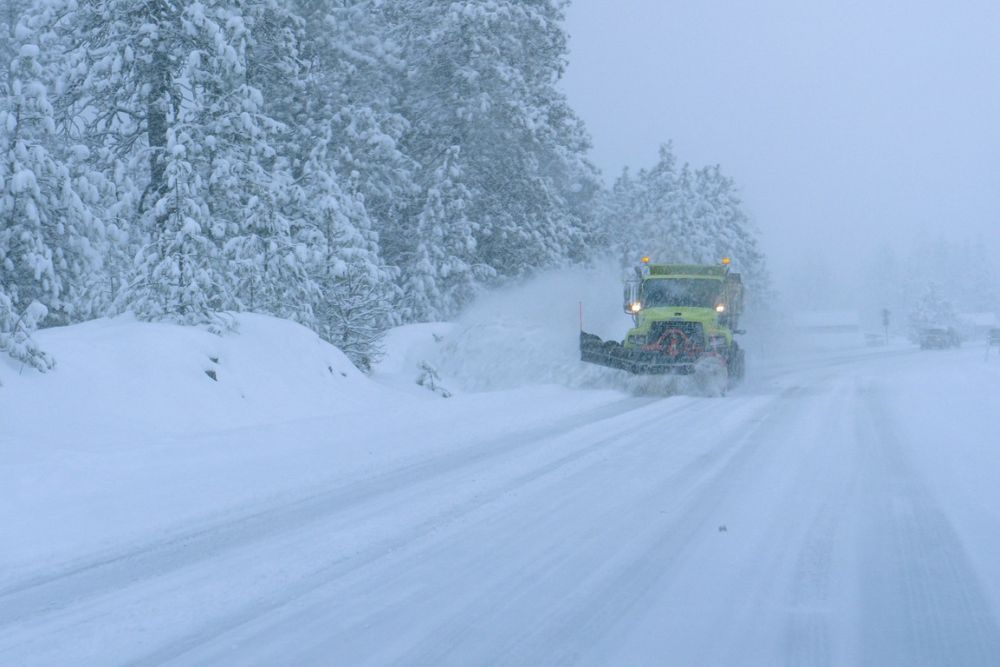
[1, 0, 767, 373]
[860, 237, 999, 335]
[597, 144, 769, 309]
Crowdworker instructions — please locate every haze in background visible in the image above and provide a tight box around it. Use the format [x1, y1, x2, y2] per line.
[561, 0, 1000, 308]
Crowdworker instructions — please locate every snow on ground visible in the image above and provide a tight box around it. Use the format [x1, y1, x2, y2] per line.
[3, 292, 1000, 665]
[0, 312, 625, 584]
[878, 345, 1000, 615]
[1, 313, 372, 443]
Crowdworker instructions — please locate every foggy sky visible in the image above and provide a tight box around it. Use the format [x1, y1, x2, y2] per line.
[561, 0, 1000, 297]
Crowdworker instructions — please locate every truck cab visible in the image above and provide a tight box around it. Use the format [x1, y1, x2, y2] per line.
[580, 258, 745, 384]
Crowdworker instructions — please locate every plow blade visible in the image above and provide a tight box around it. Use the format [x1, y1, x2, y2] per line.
[580, 331, 696, 375]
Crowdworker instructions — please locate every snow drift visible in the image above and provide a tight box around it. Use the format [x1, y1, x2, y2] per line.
[0, 312, 625, 582]
[1, 313, 373, 447]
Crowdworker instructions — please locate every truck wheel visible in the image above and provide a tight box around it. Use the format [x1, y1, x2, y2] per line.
[727, 345, 745, 384]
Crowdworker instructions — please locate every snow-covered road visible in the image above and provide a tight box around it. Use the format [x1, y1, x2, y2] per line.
[4, 345, 1000, 666]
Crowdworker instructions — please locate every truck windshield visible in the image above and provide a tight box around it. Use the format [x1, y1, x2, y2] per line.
[642, 278, 721, 308]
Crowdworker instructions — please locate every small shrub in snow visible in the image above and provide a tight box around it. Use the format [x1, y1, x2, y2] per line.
[0, 299, 54, 373]
[416, 361, 451, 398]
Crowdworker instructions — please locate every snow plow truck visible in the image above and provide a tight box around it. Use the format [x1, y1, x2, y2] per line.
[580, 258, 746, 386]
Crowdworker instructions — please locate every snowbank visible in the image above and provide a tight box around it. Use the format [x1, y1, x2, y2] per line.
[1, 313, 373, 448]
[0, 312, 626, 582]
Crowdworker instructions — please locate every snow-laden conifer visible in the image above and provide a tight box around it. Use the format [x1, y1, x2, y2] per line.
[307, 0, 416, 264]
[124, 118, 228, 324]
[406, 146, 490, 321]
[602, 144, 769, 303]
[211, 2, 320, 326]
[909, 282, 957, 337]
[302, 131, 394, 372]
[395, 0, 598, 284]
[1, 40, 103, 366]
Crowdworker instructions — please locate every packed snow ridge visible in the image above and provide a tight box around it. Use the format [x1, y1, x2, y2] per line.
[0, 297, 631, 582]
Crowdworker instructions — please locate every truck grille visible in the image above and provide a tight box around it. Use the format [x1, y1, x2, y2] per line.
[645, 321, 706, 362]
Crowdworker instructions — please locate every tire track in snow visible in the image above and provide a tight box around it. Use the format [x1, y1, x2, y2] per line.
[455, 385, 817, 666]
[752, 347, 920, 386]
[1, 396, 730, 666]
[115, 396, 735, 667]
[0, 396, 658, 627]
[118, 393, 780, 667]
[855, 381, 1000, 667]
[778, 379, 864, 667]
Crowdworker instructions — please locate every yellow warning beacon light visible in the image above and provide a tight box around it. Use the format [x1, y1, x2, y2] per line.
[721, 257, 731, 265]
[641, 256, 651, 264]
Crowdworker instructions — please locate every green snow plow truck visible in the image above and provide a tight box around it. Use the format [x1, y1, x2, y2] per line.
[580, 258, 746, 386]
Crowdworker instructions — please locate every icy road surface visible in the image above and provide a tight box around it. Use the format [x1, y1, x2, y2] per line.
[4, 346, 1000, 666]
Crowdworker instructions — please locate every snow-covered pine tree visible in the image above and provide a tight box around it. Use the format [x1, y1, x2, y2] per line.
[127, 113, 229, 322]
[406, 146, 490, 321]
[210, 1, 320, 326]
[394, 0, 596, 284]
[598, 167, 639, 264]
[0, 297, 51, 374]
[118, 2, 250, 324]
[220, 156, 320, 326]
[39, 0, 287, 324]
[40, 0, 173, 225]
[899, 235, 1000, 318]
[300, 0, 417, 271]
[32, 0, 138, 315]
[622, 143, 682, 263]
[1, 40, 103, 367]
[546, 105, 603, 265]
[255, 0, 405, 366]
[302, 131, 394, 372]
[691, 164, 769, 296]
[600, 144, 770, 308]
[1, 1, 29, 98]
[909, 282, 956, 335]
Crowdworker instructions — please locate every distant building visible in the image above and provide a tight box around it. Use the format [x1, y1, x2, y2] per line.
[793, 310, 862, 334]
[792, 311, 865, 349]
[957, 312, 1000, 341]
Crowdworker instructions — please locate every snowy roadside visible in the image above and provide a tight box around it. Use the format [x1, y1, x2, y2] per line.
[875, 345, 1000, 610]
[5, 296, 998, 628]
[4, 308, 1000, 665]
[0, 314, 628, 584]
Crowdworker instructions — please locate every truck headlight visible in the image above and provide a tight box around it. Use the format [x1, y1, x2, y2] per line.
[715, 304, 725, 313]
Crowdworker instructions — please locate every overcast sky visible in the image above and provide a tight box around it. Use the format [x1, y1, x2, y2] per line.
[560, 0, 1000, 293]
